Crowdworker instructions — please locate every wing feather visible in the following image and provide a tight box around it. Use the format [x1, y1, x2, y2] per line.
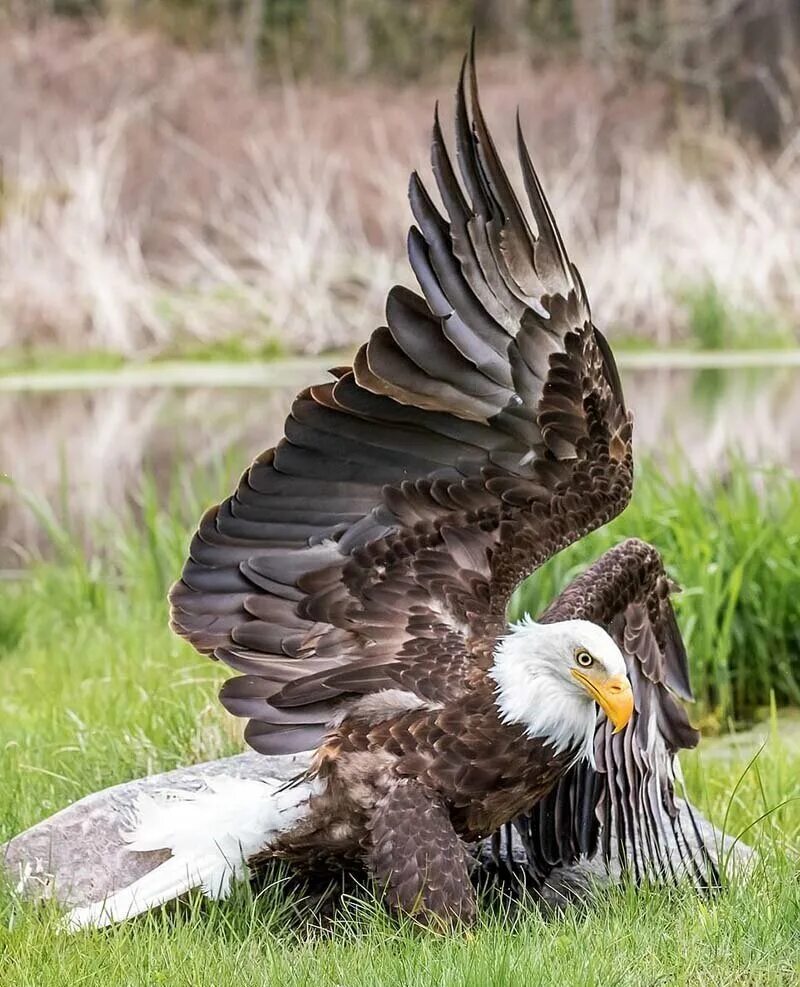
[170, 52, 633, 755]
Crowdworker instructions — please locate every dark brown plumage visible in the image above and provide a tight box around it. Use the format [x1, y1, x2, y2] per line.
[168, 45, 713, 924]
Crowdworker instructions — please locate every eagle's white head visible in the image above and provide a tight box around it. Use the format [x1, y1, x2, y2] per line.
[488, 616, 633, 762]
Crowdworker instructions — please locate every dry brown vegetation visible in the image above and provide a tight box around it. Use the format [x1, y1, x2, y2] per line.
[1, 18, 799, 358]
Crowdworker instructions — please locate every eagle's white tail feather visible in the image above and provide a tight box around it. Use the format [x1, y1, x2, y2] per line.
[65, 853, 231, 930]
[64, 774, 318, 931]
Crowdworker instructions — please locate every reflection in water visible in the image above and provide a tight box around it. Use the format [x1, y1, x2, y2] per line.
[2, 365, 799, 566]
[0, 386, 295, 567]
[627, 366, 800, 472]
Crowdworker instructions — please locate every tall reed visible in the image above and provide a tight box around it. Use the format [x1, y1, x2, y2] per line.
[1, 22, 798, 358]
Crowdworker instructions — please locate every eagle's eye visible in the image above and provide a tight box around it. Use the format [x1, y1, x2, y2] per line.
[575, 650, 594, 668]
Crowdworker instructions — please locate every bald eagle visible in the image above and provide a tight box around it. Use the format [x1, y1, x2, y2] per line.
[66, 48, 715, 931]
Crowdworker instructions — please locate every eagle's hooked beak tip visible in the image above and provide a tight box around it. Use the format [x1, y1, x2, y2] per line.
[571, 669, 634, 733]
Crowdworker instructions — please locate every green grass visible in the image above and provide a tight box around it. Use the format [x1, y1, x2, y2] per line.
[680, 282, 797, 352]
[0, 347, 128, 376]
[0, 335, 287, 377]
[0, 460, 799, 984]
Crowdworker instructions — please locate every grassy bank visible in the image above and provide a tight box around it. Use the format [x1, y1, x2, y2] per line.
[4, 345, 800, 388]
[0, 460, 799, 983]
[1, 772, 798, 987]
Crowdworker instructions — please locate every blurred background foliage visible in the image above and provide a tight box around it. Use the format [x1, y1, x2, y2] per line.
[5, 1, 800, 147]
[0, 1, 798, 359]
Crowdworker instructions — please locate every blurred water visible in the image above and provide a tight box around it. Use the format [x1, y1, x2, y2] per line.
[1, 363, 799, 568]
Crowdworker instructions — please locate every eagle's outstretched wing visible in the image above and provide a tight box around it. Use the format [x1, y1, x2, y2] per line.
[169, 50, 632, 755]
[509, 539, 719, 890]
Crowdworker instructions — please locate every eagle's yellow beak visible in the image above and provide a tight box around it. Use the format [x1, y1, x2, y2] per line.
[571, 669, 634, 733]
